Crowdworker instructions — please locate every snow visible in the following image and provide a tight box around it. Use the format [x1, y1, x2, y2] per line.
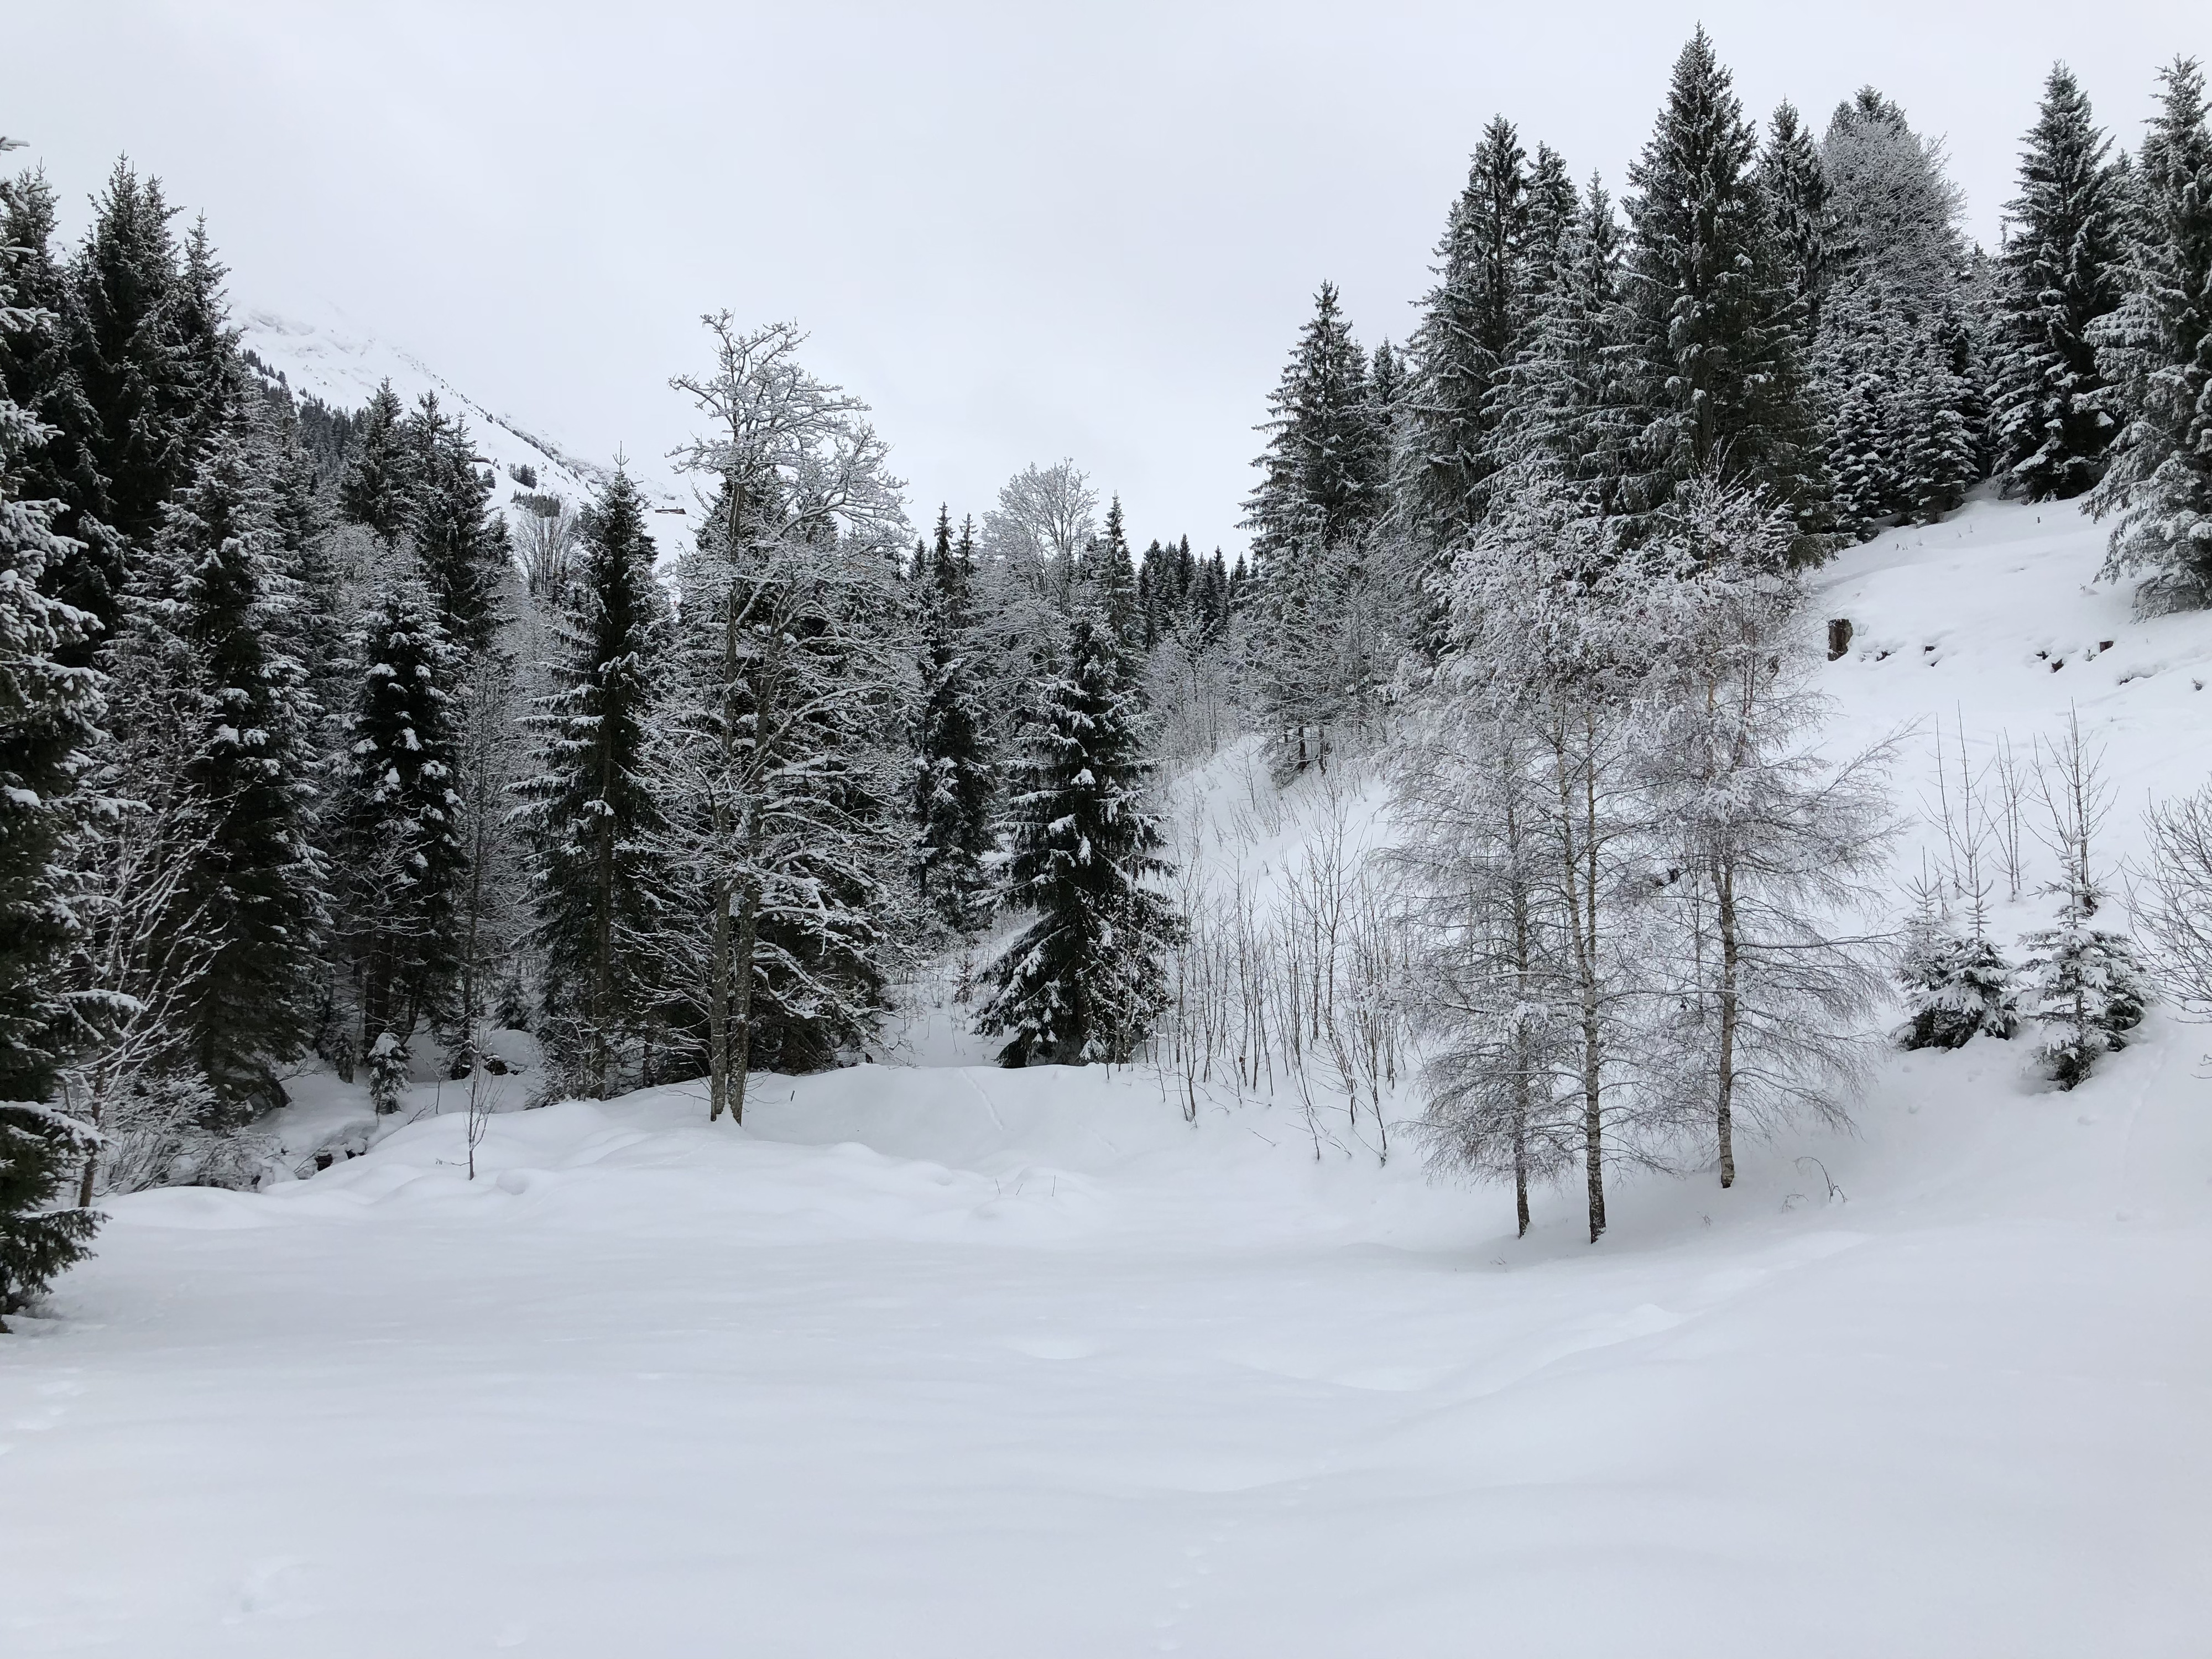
[6, 494, 2211, 1656]
[237, 304, 688, 530]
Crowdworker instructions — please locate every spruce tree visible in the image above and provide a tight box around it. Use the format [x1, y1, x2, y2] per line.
[1084, 494, 1140, 655]
[2092, 57, 2212, 600]
[67, 161, 195, 552]
[1399, 117, 1530, 548]
[330, 579, 468, 1059]
[336, 380, 415, 545]
[1491, 175, 1633, 507]
[977, 609, 1177, 1067]
[1619, 30, 1828, 550]
[133, 426, 327, 1120]
[0, 255, 104, 1327]
[0, 167, 119, 664]
[914, 509, 993, 935]
[513, 468, 666, 1099]
[1242, 281, 1385, 562]
[1761, 102, 1829, 338]
[406, 393, 510, 653]
[1992, 65, 2127, 501]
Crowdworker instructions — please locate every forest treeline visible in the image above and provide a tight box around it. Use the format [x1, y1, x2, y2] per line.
[4, 31, 2211, 1315]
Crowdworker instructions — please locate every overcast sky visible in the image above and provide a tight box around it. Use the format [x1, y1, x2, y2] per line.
[9, 1, 2206, 554]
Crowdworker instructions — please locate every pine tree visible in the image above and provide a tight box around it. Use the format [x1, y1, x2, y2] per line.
[330, 579, 468, 1060]
[914, 509, 993, 934]
[1243, 281, 1385, 563]
[0, 253, 105, 1327]
[1084, 494, 1140, 655]
[1813, 89, 1981, 534]
[0, 166, 119, 665]
[1491, 175, 1632, 507]
[405, 393, 510, 653]
[1992, 65, 2127, 501]
[1895, 899, 2021, 1050]
[1619, 30, 1828, 550]
[977, 610, 1178, 1067]
[1399, 117, 1530, 548]
[1761, 102, 1829, 338]
[513, 468, 666, 1100]
[67, 161, 196, 552]
[336, 380, 414, 545]
[2092, 57, 2212, 602]
[128, 426, 327, 1120]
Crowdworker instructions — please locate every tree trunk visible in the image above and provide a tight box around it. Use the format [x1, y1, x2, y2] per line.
[1715, 857, 1739, 1189]
[729, 617, 780, 1128]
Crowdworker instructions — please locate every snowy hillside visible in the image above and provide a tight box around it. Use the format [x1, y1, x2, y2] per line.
[4, 497, 2210, 1657]
[237, 304, 690, 528]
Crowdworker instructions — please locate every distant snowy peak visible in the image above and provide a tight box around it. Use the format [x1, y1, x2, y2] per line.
[237, 306, 692, 528]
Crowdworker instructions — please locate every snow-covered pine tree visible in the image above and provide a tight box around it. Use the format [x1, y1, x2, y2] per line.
[2091, 57, 2212, 604]
[1244, 282, 1386, 563]
[1243, 285, 1394, 769]
[1761, 102, 1829, 339]
[2019, 710, 2147, 1088]
[914, 508, 994, 936]
[1814, 89, 1981, 534]
[0, 166, 119, 667]
[1618, 30, 1828, 552]
[67, 161, 199, 558]
[977, 609, 1178, 1068]
[513, 467, 666, 1100]
[123, 422, 327, 1121]
[1992, 65, 2127, 502]
[1397, 118, 1530, 552]
[1894, 875, 2022, 1050]
[406, 394, 510, 654]
[1489, 175, 1632, 509]
[0, 243, 105, 1328]
[336, 380, 415, 546]
[329, 578, 468, 1062]
[1084, 494, 1140, 658]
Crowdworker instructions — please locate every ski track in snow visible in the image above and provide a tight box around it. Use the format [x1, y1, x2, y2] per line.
[3, 494, 2210, 1657]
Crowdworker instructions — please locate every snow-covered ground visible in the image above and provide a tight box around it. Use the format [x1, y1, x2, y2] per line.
[4, 495, 2210, 1657]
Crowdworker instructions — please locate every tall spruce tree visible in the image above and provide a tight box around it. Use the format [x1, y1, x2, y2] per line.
[330, 579, 468, 1069]
[0, 242, 104, 1327]
[914, 509, 993, 934]
[1399, 118, 1531, 549]
[513, 468, 666, 1100]
[1993, 65, 2127, 501]
[977, 609, 1177, 1067]
[1761, 102, 1829, 340]
[1619, 30, 1828, 551]
[0, 168, 118, 666]
[2092, 57, 2212, 600]
[68, 161, 196, 556]
[405, 394, 510, 654]
[131, 426, 327, 1119]
[1242, 281, 1385, 563]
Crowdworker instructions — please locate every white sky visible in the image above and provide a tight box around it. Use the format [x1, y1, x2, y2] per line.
[9, 1, 2206, 556]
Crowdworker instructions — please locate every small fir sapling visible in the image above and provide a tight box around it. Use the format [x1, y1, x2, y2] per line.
[2019, 712, 2148, 1088]
[366, 1031, 409, 1116]
[1895, 860, 2021, 1049]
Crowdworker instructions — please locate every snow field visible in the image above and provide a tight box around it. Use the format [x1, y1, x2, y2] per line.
[3, 494, 2210, 1656]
